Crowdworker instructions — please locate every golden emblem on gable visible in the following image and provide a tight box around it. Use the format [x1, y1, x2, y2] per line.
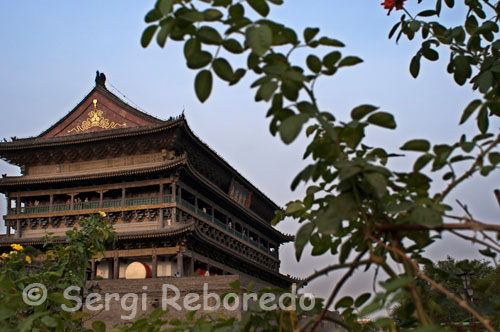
[67, 99, 127, 134]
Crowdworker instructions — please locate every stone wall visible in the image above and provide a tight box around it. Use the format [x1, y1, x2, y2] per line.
[83, 275, 241, 329]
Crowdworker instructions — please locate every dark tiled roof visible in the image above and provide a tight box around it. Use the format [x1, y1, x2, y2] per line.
[0, 155, 187, 187]
[0, 223, 195, 246]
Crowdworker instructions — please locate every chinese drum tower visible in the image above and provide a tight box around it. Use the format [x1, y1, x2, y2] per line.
[0, 74, 294, 298]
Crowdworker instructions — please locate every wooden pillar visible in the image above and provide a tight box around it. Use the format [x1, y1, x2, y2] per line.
[7, 197, 11, 215]
[16, 196, 21, 214]
[189, 257, 194, 276]
[6, 220, 10, 237]
[91, 259, 96, 280]
[172, 182, 178, 224]
[70, 194, 74, 211]
[16, 219, 21, 238]
[176, 250, 184, 276]
[99, 191, 104, 209]
[172, 182, 177, 202]
[121, 187, 126, 207]
[113, 253, 119, 279]
[49, 194, 54, 213]
[159, 208, 164, 228]
[152, 252, 158, 278]
[159, 183, 164, 200]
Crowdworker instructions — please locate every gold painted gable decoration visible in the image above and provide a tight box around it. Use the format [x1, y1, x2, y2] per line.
[67, 99, 127, 134]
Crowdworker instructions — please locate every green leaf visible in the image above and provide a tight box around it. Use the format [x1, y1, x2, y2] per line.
[303, 27, 319, 43]
[186, 51, 212, 69]
[141, 25, 159, 48]
[247, 0, 270, 17]
[367, 112, 396, 129]
[196, 26, 223, 45]
[411, 207, 442, 228]
[417, 10, 437, 17]
[477, 106, 489, 134]
[184, 38, 201, 59]
[338, 56, 363, 67]
[145, 9, 162, 23]
[478, 71, 493, 93]
[422, 48, 439, 61]
[158, 0, 175, 16]
[213, 58, 234, 82]
[318, 37, 344, 47]
[364, 172, 388, 199]
[351, 104, 378, 120]
[488, 152, 500, 165]
[156, 19, 174, 48]
[229, 3, 244, 19]
[246, 24, 272, 56]
[306, 55, 322, 73]
[213, 0, 231, 6]
[41, 315, 58, 328]
[323, 51, 341, 68]
[401, 139, 431, 152]
[454, 55, 471, 85]
[410, 54, 421, 78]
[278, 114, 309, 144]
[202, 9, 223, 21]
[413, 154, 433, 172]
[355, 293, 371, 307]
[222, 39, 244, 54]
[382, 276, 414, 292]
[256, 81, 278, 101]
[335, 296, 354, 309]
[460, 99, 481, 124]
[195, 70, 213, 103]
[295, 222, 314, 261]
[285, 201, 304, 214]
[92, 321, 106, 332]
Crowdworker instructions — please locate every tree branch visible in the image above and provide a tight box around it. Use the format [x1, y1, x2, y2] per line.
[298, 259, 371, 289]
[374, 222, 500, 232]
[306, 250, 367, 332]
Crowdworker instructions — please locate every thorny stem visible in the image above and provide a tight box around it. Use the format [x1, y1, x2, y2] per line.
[393, 239, 431, 326]
[297, 259, 372, 289]
[439, 134, 500, 200]
[305, 250, 367, 332]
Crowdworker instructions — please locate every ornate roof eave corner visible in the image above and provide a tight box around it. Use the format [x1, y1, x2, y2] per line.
[178, 119, 282, 212]
[181, 158, 291, 244]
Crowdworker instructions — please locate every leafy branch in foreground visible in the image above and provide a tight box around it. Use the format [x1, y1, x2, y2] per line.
[0, 214, 116, 332]
[140, 0, 500, 330]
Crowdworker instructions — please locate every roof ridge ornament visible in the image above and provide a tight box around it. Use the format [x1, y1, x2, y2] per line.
[95, 70, 106, 87]
[66, 98, 127, 134]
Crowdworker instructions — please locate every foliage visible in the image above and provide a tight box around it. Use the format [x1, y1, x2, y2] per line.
[138, 0, 500, 331]
[392, 257, 500, 326]
[0, 214, 116, 332]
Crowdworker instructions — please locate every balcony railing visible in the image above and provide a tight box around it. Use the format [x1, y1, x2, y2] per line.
[103, 199, 122, 208]
[53, 204, 71, 212]
[8, 195, 173, 215]
[74, 202, 99, 210]
[8, 193, 279, 258]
